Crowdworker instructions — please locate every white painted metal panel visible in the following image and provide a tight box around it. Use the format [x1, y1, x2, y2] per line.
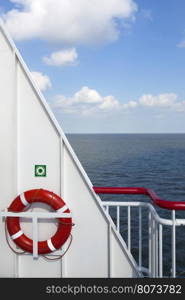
[19, 255, 61, 278]
[0, 20, 139, 278]
[62, 147, 109, 277]
[110, 229, 138, 277]
[17, 63, 61, 193]
[0, 27, 17, 277]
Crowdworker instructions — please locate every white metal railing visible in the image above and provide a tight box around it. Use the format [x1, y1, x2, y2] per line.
[103, 201, 185, 278]
[1, 202, 185, 278]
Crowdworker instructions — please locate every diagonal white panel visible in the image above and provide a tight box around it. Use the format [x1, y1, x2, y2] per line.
[0, 20, 139, 278]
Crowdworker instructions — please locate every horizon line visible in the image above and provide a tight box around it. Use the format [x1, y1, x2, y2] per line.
[66, 132, 185, 135]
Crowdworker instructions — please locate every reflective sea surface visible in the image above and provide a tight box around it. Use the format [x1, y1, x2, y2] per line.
[67, 134, 185, 277]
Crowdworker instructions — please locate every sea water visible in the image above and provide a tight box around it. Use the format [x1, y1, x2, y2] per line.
[68, 133, 185, 277]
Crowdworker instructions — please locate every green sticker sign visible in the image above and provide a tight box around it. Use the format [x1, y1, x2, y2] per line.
[35, 165, 47, 177]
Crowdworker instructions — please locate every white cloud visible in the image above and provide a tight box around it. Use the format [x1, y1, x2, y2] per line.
[99, 96, 120, 110]
[52, 89, 185, 116]
[31, 71, 51, 91]
[73, 86, 102, 104]
[123, 100, 138, 109]
[2, 0, 137, 44]
[43, 48, 78, 66]
[139, 93, 177, 107]
[138, 93, 185, 113]
[53, 86, 121, 115]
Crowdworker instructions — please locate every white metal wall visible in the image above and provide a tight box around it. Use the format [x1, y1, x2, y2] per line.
[0, 21, 139, 278]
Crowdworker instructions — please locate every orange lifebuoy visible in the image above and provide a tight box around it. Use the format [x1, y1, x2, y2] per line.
[6, 189, 72, 254]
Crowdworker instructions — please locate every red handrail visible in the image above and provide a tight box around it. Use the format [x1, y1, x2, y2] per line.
[93, 186, 185, 210]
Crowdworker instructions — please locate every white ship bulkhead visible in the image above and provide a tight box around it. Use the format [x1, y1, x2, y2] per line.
[0, 20, 140, 278]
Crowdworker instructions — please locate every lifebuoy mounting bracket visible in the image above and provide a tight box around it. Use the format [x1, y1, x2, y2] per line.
[6, 189, 73, 255]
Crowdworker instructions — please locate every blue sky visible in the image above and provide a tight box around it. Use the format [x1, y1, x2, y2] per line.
[1, 0, 185, 133]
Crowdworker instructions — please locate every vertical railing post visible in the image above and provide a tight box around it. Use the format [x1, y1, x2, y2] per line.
[159, 224, 163, 277]
[139, 207, 142, 269]
[151, 217, 156, 277]
[127, 206, 131, 252]
[108, 223, 111, 278]
[155, 223, 159, 277]
[171, 210, 176, 278]
[116, 206, 120, 233]
[104, 204, 111, 277]
[148, 211, 152, 277]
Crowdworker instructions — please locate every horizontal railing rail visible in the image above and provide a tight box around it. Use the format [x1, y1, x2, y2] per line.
[93, 186, 185, 210]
